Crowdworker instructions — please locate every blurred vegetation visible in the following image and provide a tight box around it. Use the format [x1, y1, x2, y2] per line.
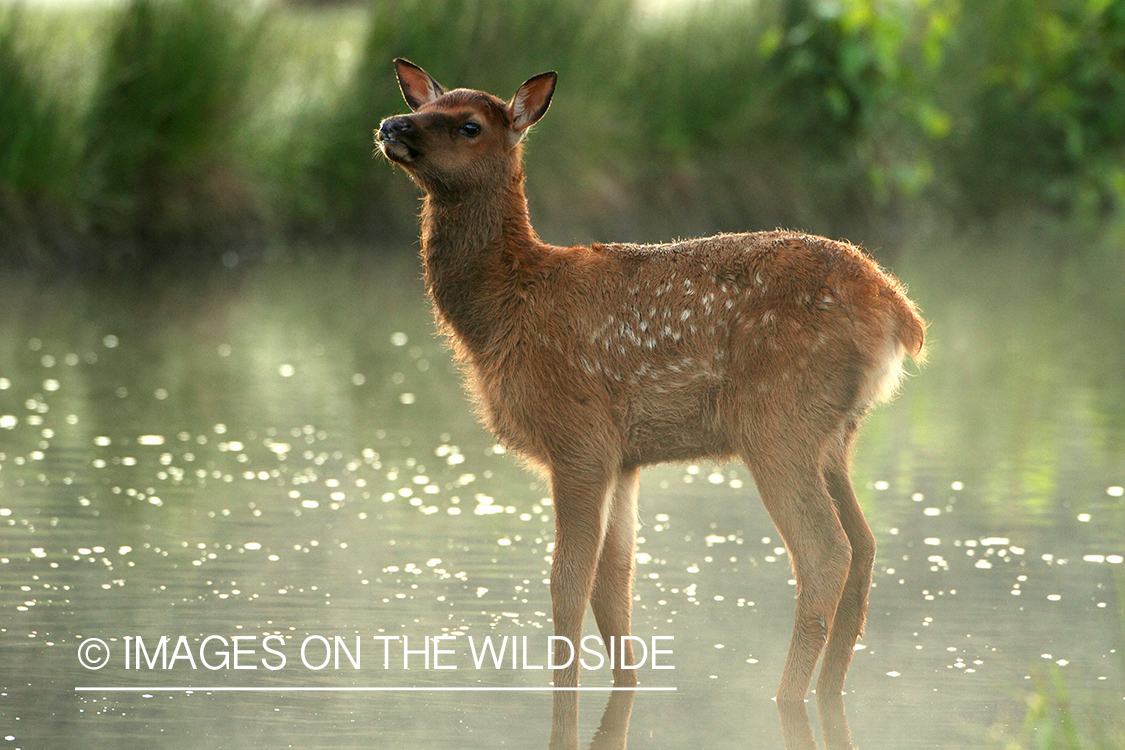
[0, 5, 84, 263]
[82, 0, 266, 259]
[989, 665, 1125, 750]
[0, 0, 1122, 269]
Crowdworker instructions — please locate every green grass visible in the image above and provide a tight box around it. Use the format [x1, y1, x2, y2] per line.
[990, 666, 1125, 750]
[0, 6, 86, 263]
[81, 0, 267, 260]
[294, 0, 637, 239]
[0, 0, 1121, 269]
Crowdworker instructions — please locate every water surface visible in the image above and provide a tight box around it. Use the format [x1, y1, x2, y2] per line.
[1, 235, 1122, 749]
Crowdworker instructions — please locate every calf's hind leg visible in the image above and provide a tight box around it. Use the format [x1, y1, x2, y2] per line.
[741, 433, 852, 750]
[815, 426, 874, 749]
[590, 466, 640, 687]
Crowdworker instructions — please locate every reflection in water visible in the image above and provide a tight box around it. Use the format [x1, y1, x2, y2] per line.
[547, 684, 851, 750]
[550, 690, 634, 750]
[589, 691, 635, 749]
[814, 689, 853, 750]
[777, 697, 818, 750]
[776, 689, 856, 750]
[0, 238, 1122, 748]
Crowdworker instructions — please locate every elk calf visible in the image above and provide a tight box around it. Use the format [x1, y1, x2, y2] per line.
[376, 59, 924, 746]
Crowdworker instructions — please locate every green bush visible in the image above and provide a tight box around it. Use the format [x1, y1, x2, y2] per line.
[941, 0, 1125, 217]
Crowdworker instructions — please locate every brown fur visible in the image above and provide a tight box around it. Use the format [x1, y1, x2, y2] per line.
[376, 59, 924, 749]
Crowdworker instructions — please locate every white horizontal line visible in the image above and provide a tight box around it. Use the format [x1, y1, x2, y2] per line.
[75, 686, 676, 693]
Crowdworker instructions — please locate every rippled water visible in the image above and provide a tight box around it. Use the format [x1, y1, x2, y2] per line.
[1, 237, 1122, 749]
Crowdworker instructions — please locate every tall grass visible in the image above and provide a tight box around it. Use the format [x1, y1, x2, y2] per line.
[304, 0, 955, 243]
[296, 0, 635, 240]
[991, 666, 1125, 750]
[0, 7, 84, 264]
[82, 0, 266, 262]
[611, 0, 921, 239]
[0, 0, 1121, 269]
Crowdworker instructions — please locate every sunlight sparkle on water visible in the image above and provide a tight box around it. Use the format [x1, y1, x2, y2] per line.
[0, 253, 1120, 749]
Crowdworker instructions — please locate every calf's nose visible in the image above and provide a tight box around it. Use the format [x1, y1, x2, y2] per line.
[379, 117, 415, 139]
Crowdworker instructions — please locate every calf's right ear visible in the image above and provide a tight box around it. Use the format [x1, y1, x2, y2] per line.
[394, 58, 446, 111]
